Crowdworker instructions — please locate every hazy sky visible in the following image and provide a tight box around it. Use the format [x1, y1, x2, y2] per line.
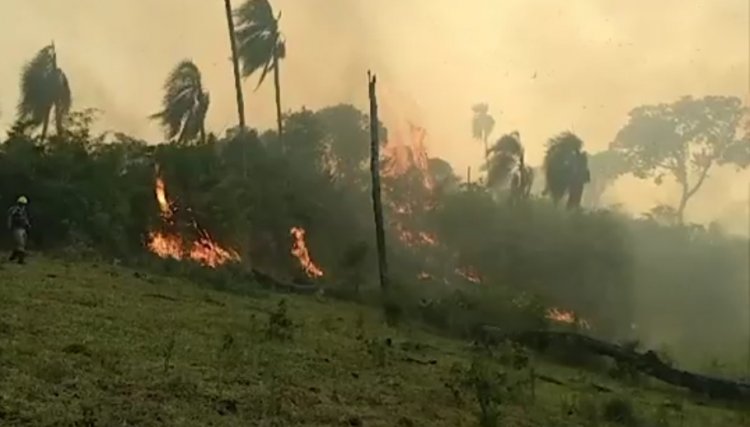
[0, 0, 748, 232]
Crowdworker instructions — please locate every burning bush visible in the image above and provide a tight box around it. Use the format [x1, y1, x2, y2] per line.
[146, 167, 240, 268]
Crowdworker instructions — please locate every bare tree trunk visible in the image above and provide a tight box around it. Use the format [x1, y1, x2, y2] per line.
[54, 108, 65, 137]
[567, 183, 584, 210]
[368, 72, 388, 294]
[224, 0, 245, 131]
[41, 110, 50, 142]
[223, 0, 248, 178]
[483, 135, 490, 175]
[676, 163, 711, 224]
[677, 187, 689, 224]
[273, 53, 283, 144]
[200, 124, 206, 144]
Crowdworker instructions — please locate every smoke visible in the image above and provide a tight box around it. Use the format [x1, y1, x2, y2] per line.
[0, 0, 747, 229]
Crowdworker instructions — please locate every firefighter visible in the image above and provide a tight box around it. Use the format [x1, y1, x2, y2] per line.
[7, 196, 31, 264]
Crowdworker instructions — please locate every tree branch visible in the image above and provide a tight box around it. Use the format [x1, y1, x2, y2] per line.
[685, 160, 712, 200]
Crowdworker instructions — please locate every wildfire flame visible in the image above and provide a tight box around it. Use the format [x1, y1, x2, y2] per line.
[382, 122, 434, 190]
[546, 307, 591, 329]
[290, 226, 324, 278]
[155, 176, 172, 221]
[455, 266, 482, 284]
[147, 167, 240, 268]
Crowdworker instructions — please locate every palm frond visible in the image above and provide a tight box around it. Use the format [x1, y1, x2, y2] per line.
[179, 92, 210, 143]
[471, 103, 495, 140]
[53, 69, 72, 134]
[486, 133, 524, 187]
[18, 45, 60, 125]
[151, 60, 209, 143]
[234, 0, 282, 88]
[543, 131, 585, 201]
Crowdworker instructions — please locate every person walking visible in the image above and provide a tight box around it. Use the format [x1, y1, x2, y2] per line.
[7, 196, 31, 265]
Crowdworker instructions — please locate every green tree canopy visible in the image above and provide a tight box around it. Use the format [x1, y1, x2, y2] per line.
[611, 95, 749, 222]
[543, 131, 590, 209]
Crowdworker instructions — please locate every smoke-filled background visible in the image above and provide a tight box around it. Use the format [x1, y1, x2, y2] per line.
[0, 0, 747, 232]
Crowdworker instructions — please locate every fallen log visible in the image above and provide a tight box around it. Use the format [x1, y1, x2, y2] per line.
[481, 326, 750, 401]
[250, 267, 319, 294]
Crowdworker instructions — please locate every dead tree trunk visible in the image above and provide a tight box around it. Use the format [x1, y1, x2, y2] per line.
[224, 0, 246, 131]
[223, 0, 249, 178]
[273, 52, 283, 144]
[368, 72, 389, 294]
[481, 327, 750, 401]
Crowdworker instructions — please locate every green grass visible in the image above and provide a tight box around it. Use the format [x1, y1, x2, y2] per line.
[0, 258, 746, 426]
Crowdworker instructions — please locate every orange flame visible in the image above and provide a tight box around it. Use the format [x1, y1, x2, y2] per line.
[147, 167, 240, 268]
[455, 266, 482, 284]
[155, 176, 172, 221]
[382, 123, 434, 190]
[290, 227, 324, 278]
[148, 231, 183, 260]
[546, 307, 591, 329]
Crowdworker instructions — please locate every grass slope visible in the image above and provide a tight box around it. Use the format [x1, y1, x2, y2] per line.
[0, 258, 746, 426]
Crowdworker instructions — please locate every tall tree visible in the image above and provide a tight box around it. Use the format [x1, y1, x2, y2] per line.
[471, 103, 495, 170]
[224, 0, 246, 131]
[368, 72, 388, 294]
[486, 131, 533, 204]
[612, 96, 749, 222]
[543, 131, 590, 209]
[234, 0, 286, 141]
[17, 44, 71, 141]
[150, 60, 210, 144]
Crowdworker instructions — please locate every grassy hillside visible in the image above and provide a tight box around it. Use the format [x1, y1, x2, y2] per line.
[0, 258, 746, 426]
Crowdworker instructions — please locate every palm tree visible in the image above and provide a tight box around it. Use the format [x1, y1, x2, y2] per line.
[543, 131, 590, 209]
[234, 0, 286, 141]
[486, 131, 533, 204]
[471, 103, 496, 169]
[224, 0, 246, 131]
[17, 44, 71, 141]
[150, 60, 210, 144]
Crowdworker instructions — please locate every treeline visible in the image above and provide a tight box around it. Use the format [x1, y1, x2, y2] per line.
[2, 0, 748, 364]
[0, 104, 747, 366]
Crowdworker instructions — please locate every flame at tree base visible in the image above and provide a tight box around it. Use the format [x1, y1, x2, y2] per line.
[146, 167, 240, 269]
[290, 227, 324, 278]
[147, 228, 241, 269]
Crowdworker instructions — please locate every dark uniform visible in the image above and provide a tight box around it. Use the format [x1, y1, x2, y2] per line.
[7, 198, 30, 264]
